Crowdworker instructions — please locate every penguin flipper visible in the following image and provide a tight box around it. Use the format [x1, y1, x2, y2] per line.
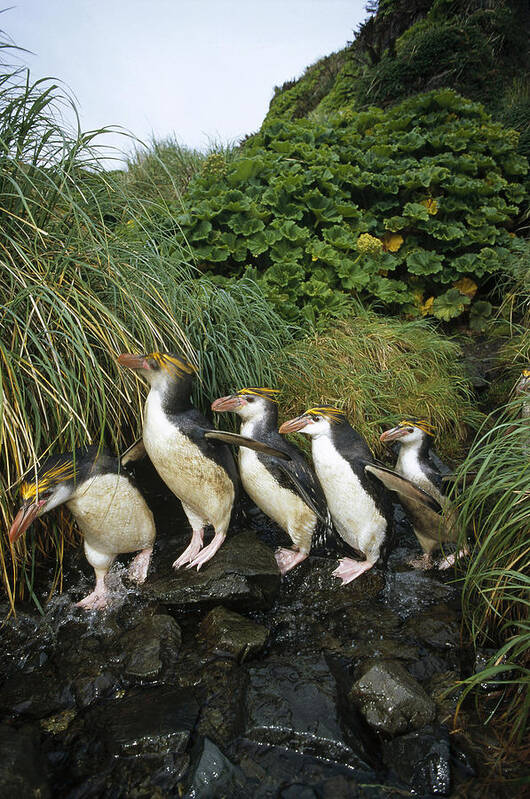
[203, 430, 291, 461]
[364, 463, 443, 513]
[274, 461, 329, 526]
[120, 438, 146, 466]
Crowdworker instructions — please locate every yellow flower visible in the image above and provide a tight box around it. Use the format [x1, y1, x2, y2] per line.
[454, 277, 477, 298]
[420, 296, 434, 316]
[312, 254, 318, 262]
[356, 233, 383, 256]
[382, 232, 404, 252]
[421, 198, 438, 215]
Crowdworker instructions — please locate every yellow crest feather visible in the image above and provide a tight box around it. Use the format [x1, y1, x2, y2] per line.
[305, 406, 346, 424]
[399, 419, 436, 436]
[237, 387, 280, 403]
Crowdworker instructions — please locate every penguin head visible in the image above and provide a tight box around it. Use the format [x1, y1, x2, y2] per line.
[279, 406, 347, 438]
[118, 351, 196, 394]
[380, 419, 435, 449]
[515, 367, 530, 395]
[9, 448, 108, 543]
[212, 388, 279, 423]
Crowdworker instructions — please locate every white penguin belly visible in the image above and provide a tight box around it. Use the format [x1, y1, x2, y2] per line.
[143, 392, 234, 527]
[395, 449, 455, 548]
[313, 437, 386, 560]
[67, 474, 155, 555]
[238, 448, 316, 552]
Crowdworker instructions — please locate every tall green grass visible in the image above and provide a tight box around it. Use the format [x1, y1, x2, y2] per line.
[277, 311, 481, 460]
[453, 402, 529, 745]
[0, 48, 295, 606]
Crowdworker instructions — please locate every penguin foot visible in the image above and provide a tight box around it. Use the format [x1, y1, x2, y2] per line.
[275, 548, 308, 575]
[75, 590, 108, 611]
[437, 547, 469, 570]
[332, 558, 373, 585]
[187, 532, 226, 571]
[173, 528, 204, 569]
[407, 553, 435, 570]
[128, 547, 153, 583]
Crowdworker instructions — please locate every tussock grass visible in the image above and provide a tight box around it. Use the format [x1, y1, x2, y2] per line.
[0, 52, 294, 607]
[277, 311, 480, 460]
[452, 403, 529, 744]
[123, 135, 206, 205]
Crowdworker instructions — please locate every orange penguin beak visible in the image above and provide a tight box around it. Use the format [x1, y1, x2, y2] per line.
[279, 415, 313, 434]
[117, 353, 150, 370]
[9, 499, 47, 544]
[380, 426, 410, 444]
[211, 395, 245, 412]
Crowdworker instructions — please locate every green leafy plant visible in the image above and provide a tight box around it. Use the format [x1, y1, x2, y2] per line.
[169, 90, 527, 324]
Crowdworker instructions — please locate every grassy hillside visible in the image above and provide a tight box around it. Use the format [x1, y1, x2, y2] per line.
[265, 0, 530, 157]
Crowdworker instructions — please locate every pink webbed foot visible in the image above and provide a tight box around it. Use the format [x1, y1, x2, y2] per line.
[173, 528, 204, 569]
[407, 552, 435, 570]
[187, 532, 226, 571]
[332, 557, 374, 585]
[275, 548, 308, 575]
[128, 547, 153, 584]
[437, 547, 469, 570]
[75, 590, 109, 611]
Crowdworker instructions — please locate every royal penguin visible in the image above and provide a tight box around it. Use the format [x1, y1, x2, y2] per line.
[9, 447, 156, 610]
[279, 406, 440, 583]
[380, 419, 461, 569]
[118, 352, 287, 570]
[211, 388, 332, 574]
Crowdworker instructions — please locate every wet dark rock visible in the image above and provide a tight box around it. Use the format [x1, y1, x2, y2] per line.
[403, 603, 460, 651]
[383, 571, 457, 621]
[1, 663, 76, 719]
[427, 670, 462, 717]
[231, 740, 371, 799]
[280, 786, 318, 799]
[244, 654, 370, 768]
[199, 606, 268, 660]
[64, 752, 190, 799]
[280, 556, 385, 612]
[0, 721, 50, 797]
[146, 531, 280, 611]
[83, 686, 199, 756]
[120, 613, 182, 681]
[71, 666, 119, 709]
[196, 659, 247, 746]
[349, 660, 436, 736]
[382, 723, 451, 795]
[183, 737, 247, 798]
[263, 559, 385, 656]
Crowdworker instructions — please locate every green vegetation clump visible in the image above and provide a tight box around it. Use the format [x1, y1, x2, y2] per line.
[172, 90, 527, 325]
[453, 403, 529, 745]
[0, 60, 295, 604]
[265, 2, 529, 153]
[277, 310, 480, 460]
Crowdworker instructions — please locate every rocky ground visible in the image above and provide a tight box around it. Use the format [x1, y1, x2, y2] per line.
[0, 471, 505, 799]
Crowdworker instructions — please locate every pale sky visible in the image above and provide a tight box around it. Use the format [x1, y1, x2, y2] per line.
[4, 1, 367, 162]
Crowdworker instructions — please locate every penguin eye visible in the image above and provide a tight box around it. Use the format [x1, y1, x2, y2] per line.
[146, 357, 160, 371]
[246, 397, 255, 403]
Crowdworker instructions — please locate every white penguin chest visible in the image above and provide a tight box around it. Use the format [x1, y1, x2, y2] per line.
[397, 449, 444, 504]
[142, 391, 233, 519]
[238, 420, 316, 546]
[312, 436, 385, 555]
[67, 473, 155, 555]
